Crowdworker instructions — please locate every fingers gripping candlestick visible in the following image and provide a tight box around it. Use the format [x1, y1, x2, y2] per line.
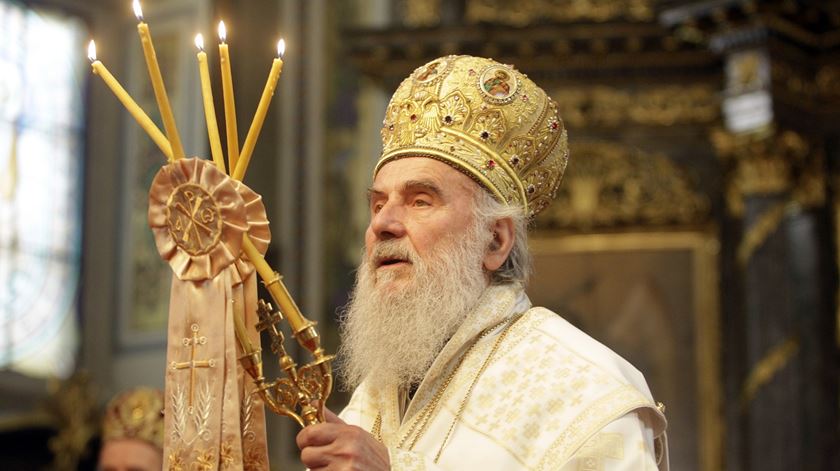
[88, 3, 332, 467]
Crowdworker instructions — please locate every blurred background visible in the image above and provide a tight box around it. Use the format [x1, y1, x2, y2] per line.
[0, 0, 838, 469]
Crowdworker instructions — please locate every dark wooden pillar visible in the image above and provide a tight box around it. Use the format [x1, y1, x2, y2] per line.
[663, 2, 839, 470]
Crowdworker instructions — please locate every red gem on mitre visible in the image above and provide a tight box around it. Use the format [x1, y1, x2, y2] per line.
[486, 159, 497, 169]
[410, 114, 418, 121]
[549, 120, 560, 131]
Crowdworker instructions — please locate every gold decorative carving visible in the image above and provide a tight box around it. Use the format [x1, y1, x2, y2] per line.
[734, 170, 825, 267]
[772, 61, 840, 105]
[46, 372, 98, 471]
[711, 128, 816, 215]
[552, 85, 719, 128]
[402, 0, 441, 27]
[727, 50, 768, 93]
[736, 202, 789, 267]
[714, 128, 826, 266]
[740, 336, 799, 409]
[538, 141, 709, 229]
[466, 0, 654, 26]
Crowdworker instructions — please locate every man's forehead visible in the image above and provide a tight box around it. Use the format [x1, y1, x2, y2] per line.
[372, 157, 479, 193]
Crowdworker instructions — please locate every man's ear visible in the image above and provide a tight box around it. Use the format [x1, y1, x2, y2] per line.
[483, 217, 515, 272]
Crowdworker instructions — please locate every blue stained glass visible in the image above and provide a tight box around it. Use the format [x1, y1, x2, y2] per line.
[0, 1, 85, 378]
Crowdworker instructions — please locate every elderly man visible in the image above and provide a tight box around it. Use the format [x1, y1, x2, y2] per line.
[98, 388, 164, 471]
[297, 55, 668, 470]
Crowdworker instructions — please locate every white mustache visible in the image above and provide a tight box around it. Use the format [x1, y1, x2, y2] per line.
[368, 239, 417, 267]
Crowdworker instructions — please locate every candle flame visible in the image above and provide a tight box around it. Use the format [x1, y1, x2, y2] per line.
[218, 21, 227, 42]
[277, 39, 286, 59]
[194, 33, 205, 51]
[132, 0, 143, 21]
[87, 40, 97, 61]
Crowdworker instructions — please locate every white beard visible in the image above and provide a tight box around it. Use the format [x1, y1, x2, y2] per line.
[337, 220, 492, 392]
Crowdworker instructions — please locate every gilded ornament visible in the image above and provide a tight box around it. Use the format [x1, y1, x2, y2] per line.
[553, 85, 719, 128]
[740, 336, 800, 409]
[711, 128, 821, 217]
[540, 141, 709, 229]
[102, 387, 165, 449]
[378, 55, 569, 217]
[167, 450, 185, 471]
[772, 62, 840, 106]
[736, 203, 789, 267]
[46, 372, 99, 470]
[466, 0, 653, 25]
[402, 0, 441, 27]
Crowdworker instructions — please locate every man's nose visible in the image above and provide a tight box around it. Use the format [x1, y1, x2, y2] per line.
[369, 201, 406, 241]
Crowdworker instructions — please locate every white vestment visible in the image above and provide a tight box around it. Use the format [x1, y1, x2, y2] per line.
[340, 285, 669, 470]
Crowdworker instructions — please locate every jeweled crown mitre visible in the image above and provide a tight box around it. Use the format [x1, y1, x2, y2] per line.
[102, 387, 165, 449]
[376, 55, 569, 217]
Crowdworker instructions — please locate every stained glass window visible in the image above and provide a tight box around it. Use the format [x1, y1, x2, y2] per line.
[0, 1, 86, 378]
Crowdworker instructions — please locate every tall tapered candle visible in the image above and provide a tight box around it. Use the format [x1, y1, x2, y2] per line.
[133, 0, 185, 160]
[195, 34, 225, 173]
[218, 21, 240, 172]
[87, 40, 173, 161]
[240, 234, 310, 334]
[232, 39, 284, 181]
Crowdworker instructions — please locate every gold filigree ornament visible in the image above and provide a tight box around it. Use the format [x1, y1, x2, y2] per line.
[148, 158, 269, 281]
[102, 387, 165, 449]
[378, 55, 570, 218]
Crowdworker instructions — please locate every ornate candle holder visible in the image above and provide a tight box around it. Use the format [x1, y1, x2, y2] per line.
[237, 299, 334, 428]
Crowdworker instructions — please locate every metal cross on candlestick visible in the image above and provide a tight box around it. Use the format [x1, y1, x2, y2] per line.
[236, 300, 334, 427]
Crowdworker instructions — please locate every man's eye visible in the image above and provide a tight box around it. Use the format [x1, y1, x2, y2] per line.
[413, 199, 431, 207]
[372, 203, 384, 213]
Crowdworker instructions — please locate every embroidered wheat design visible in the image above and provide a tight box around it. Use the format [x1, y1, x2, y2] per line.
[194, 381, 213, 442]
[241, 388, 256, 442]
[171, 384, 187, 441]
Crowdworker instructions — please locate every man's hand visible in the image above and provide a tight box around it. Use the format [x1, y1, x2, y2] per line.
[296, 408, 390, 470]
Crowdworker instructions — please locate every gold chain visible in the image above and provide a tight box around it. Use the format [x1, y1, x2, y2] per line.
[433, 313, 522, 463]
[391, 313, 523, 454]
[371, 412, 383, 442]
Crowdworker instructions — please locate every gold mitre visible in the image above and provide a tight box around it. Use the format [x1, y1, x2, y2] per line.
[102, 387, 165, 449]
[377, 55, 569, 217]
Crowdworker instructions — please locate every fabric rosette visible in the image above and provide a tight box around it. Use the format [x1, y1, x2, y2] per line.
[148, 158, 269, 281]
[230, 180, 270, 283]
